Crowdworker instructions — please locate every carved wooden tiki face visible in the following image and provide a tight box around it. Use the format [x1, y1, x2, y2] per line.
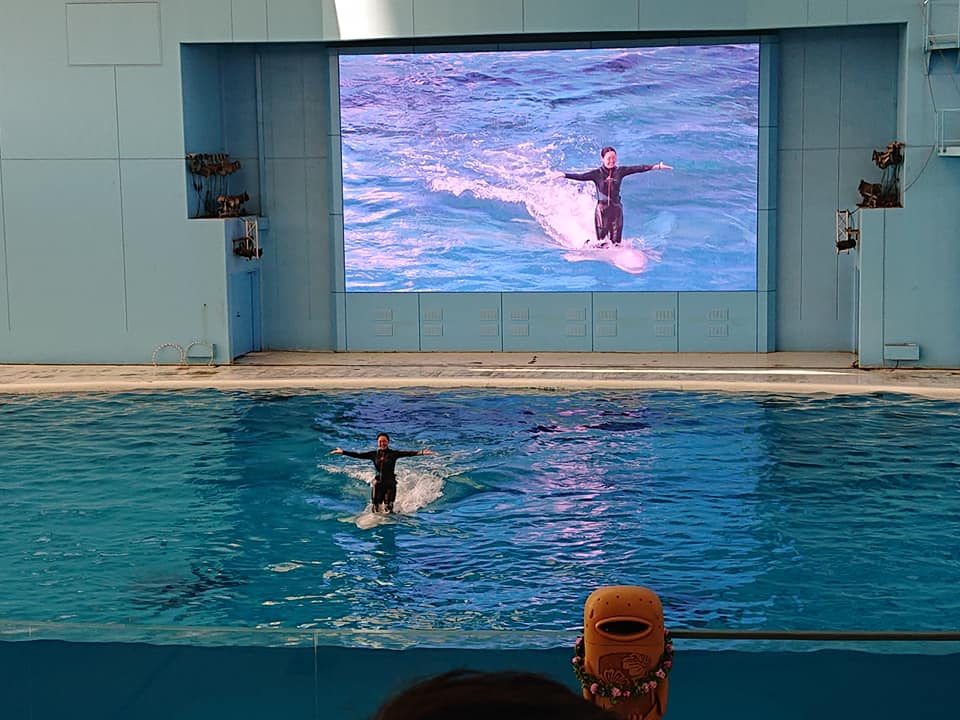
[582, 586, 670, 720]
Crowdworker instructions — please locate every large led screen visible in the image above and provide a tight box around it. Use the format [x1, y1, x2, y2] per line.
[339, 44, 759, 292]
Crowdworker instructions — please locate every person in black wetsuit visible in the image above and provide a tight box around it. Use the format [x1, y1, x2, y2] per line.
[332, 432, 435, 513]
[561, 146, 672, 246]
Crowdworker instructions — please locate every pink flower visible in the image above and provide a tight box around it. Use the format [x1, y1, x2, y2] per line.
[623, 691, 631, 698]
[611, 688, 621, 697]
[656, 669, 666, 679]
[664, 661, 673, 669]
[590, 683, 599, 694]
[649, 681, 657, 689]
[642, 683, 650, 693]
[575, 637, 584, 647]
[571, 657, 580, 664]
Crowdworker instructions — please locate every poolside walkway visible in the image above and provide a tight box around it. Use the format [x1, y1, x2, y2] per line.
[2, 351, 960, 397]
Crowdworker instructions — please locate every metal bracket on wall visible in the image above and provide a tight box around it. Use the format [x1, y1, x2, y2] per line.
[936, 109, 960, 155]
[232, 216, 263, 259]
[185, 341, 216, 366]
[152, 343, 186, 366]
[923, 0, 960, 73]
[835, 209, 860, 253]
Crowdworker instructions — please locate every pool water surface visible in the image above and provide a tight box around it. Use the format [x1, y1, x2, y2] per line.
[1, 388, 958, 646]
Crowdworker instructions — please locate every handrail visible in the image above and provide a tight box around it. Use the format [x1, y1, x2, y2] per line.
[151, 342, 186, 366]
[924, 0, 960, 50]
[937, 108, 960, 154]
[669, 629, 960, 641]
[3, 619, 960, 644]
[185, 340, 215, 366]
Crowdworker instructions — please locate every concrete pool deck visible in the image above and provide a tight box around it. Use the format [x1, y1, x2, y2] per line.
[2, 351, 960, 397]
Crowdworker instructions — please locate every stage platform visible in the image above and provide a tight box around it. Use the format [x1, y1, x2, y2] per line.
[2, 351, 960, 397]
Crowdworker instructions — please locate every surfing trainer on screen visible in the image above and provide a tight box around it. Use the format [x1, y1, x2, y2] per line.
[332, 432, 435, 513]
[559, 146, 672, 247]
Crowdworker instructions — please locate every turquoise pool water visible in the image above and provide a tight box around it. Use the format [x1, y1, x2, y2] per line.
[1, 389, 958, 647]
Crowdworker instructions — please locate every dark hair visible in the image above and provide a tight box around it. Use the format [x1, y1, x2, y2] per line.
[371, 670, 615, 720]
[600, 146, 616, 159]
[376, 432, 390, 442]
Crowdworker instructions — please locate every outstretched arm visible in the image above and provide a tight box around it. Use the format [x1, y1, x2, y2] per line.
[620, 161, 673, 176]
[562, 170, 598, 181]
[332, 448, 375, 459]
[394, 448, 436, 457]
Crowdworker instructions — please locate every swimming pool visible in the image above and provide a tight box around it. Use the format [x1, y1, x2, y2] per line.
[2, 388, 959, 648]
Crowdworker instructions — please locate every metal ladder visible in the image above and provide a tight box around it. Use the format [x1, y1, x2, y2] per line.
[924, 0, 960, 72]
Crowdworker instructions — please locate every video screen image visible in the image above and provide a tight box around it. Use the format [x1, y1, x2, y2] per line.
[339, 44, 759, 292]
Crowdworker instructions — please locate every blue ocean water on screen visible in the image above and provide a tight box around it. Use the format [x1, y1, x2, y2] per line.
[339, 45, 759, 292]
[2, 389, 959, 647]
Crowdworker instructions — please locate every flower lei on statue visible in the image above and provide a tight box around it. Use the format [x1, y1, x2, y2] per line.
[571, 631, 674, 705]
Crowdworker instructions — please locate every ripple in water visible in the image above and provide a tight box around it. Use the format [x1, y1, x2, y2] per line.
[1, 389, 959, 647]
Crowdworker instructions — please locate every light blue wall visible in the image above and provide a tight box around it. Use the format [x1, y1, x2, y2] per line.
[259, 45, 336, 351]
[2, 1, 957, 364]
[181, 45, 225, 159]
[501, 294, 594, 352]
[855, 10, 960, 368]
[220, 45, 262, 216]
[419, 294, 503, 352]
[181, 44, 260, 217]
[345, 293, 421, 350]
[340, 290, 766, 352]
[776, 25, 899, 353]
[757, 38, 780, 352]
[0, 150, 8, 349]
[593, 293, 679, 352]
[0, 1, 233, 363]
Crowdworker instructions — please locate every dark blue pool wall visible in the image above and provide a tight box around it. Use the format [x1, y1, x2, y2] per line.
[2, 641, 957, 720]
